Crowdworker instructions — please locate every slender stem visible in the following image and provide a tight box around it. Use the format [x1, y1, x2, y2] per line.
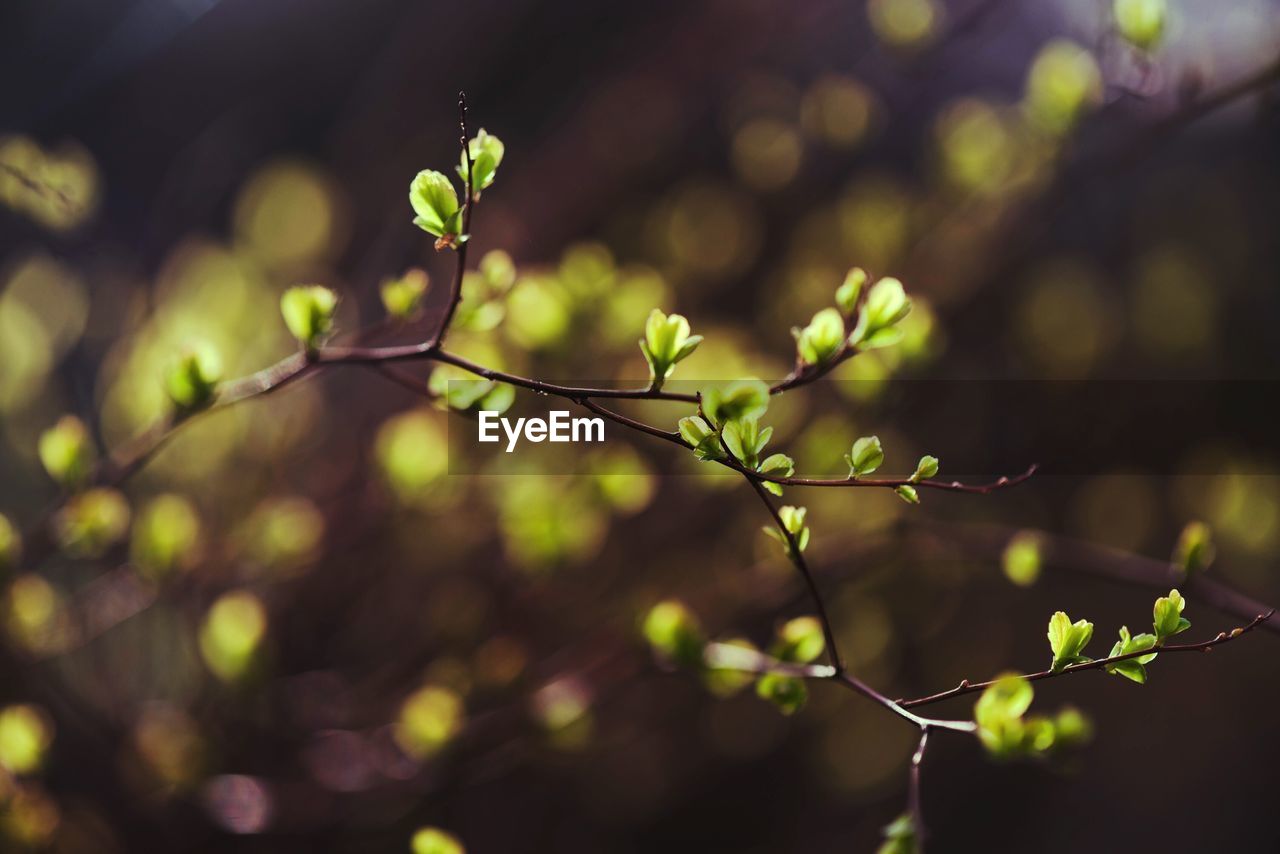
[899, 610, 1274, 709]
[744, 476, 846, 674]
[430, 91, 474, 349]
[909, 728, 931, 850]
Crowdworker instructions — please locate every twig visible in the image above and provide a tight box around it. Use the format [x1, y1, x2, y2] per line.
[899, 611, 1274, 709]
[429, 91, 475, 349]
[909, 728, 931, 851]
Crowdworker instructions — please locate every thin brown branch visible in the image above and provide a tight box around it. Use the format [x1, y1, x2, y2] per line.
[429, 91, 474, 349]
[898, 610, 1274, 709]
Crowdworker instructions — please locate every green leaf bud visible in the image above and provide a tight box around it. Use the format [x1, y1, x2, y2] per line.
[793, 307, 845, 366]
[642, 600, 705, 668]
[701, 380, 769, 427]
[756, 672, 807, 715]
[1105, 625, 1158, 683]
[773, 616, 826, 664]
[53, 487, 130, 557]
[845, 435, 884, 477]
[1113, 0, 1165, 51]
[38, 415, 95, 489]
[1002, 531, 1043, 587]
[280, 285, 338, 352]
[165, 343, 222, 413]
[639, 309, 702, 391]
[1047, 611, 1093, 671]
[849, 277, 912, 350]
[1152, 588, 1190, 642]
[381, 268, 430, 320]
[835, 267, 867, 316]
[677, 415, 727, 462]
[894, 484, 919, 505]
[457, 128, 505, 196]
[1172, 520, 1214, 577]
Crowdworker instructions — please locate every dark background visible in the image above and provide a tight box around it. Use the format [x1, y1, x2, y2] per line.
[2, 0, 1280, 851]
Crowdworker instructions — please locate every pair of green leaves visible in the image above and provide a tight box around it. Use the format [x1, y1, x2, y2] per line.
[793, 308, 845, 366]
[457, 128, 504, 197]
[281, 285, 339, 353]
[409, 130, 505, 248]
[762, 505, 810, 555]
[1048, 612, 1094, 672]
[640, 309, 702, 391]
[722, 417, 794, 496]
[1106, 589, 1190, 683]
[849, 276, 913, 350]
[844, 435, 936, 504]
[791, 268, 910, 365]
[792, 269, 862, 368]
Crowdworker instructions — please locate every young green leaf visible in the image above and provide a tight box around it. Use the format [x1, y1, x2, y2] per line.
[1113, 0, 1165, 51]
[642, 600, 705, 668]
[639, 309, 702, 391]
[849, 276, 912, 350]
[1152, 588, 1190, 642]
[53, 488, 131, 557]
[757, 452, 795, 497]
[381, 269, 429, 320]
[38, 415, 95, 489]
[772, 616, 825, 664]
[409, 169, 463, 245]
[1047, 611, 1093, 671]
[280, 285, 338, 352]
[457, 128, 505, 196]
[411, 826, 465, 854]
[702, 380, 770, 427]
[845, 435, 884, 477]
[894, 484, 919, 505]
[165, 344, 222, 413]
[1052, 706, 1093, 747]
[793, 307, 845, 366]
[1172, 521, 1214, 577]
[721, 417, 772, 470]
[975, 674, 1034, 758]
[1104, 625, 1158, 683]
[835, 267, 867, 316]
[756, 672, 807, 715]
[877, 814, 917, 854]
[910, 454, 939, 483]
[677, 416, 727, 462]
[764, 505, 810, 554]
[1002, 531, 1042, 587]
